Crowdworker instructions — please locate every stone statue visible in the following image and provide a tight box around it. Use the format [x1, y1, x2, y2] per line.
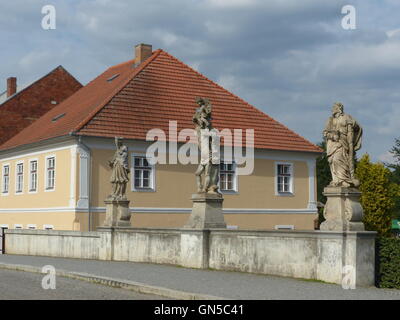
[185, 97, 226, 229]
[323, 102, 362, 188]
[320, 102, 364, 231]
[193, 97, 220, 194]
[108, 137, 130, 200]
[103, 137, 132, 227]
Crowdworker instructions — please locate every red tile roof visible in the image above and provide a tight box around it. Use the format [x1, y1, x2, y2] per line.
[0, 50, 321, 153]
[0, 66, 82, 145]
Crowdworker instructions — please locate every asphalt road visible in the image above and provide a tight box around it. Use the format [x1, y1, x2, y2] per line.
[0, 269, 165, 300]
[1, 255, 400, 299]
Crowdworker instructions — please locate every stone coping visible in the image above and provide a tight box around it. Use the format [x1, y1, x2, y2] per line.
[5, 227, 377, 240]
[97, 227, 376, 239]
[4, 229, 100, 238]
[97, 226, 207, 235]
[208, 229, 377, 239]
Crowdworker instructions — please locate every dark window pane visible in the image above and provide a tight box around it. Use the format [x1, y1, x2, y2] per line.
[134, 177, 141, 188]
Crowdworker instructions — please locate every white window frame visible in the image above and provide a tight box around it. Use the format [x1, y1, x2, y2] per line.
[27, 224, 37, 230]
[28, 159, 38, 193]
[13, 224, 23, 229]
[45, 155, 56, 192]
[15, 161, 24, 194]
[0, 224, 9, 229]
[219, 161, 238, 194]
[2, 163, 10, 196]
[131, 153, 156, 192]
[275, 162, 294, 196]
[43, 224, 54, 230]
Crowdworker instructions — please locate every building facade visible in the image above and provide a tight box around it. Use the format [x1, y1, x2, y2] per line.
[0, 44, 321, 231]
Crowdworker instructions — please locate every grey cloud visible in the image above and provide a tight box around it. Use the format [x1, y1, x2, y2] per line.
[0, 0, 399, 161]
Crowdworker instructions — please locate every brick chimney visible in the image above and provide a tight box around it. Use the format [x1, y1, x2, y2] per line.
[135, 43, 152, 64]
[7, 77, 17, 97]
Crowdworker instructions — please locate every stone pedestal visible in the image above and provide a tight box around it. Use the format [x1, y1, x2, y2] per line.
[184, 193, 226, 229]
[320, 186, 365, 231]
[103, 199, 132, 227]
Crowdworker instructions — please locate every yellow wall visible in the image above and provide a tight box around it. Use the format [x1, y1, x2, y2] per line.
[0, 147, 82, 230]
[89, 148, 316, 230]
[92, 212, 317, 231]
[0, 211, 88, 231]
[0, 148, 72, 208]
[91, 149, 310, 209]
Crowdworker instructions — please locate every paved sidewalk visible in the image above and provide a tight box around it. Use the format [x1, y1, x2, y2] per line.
[0, 254, 399, 300]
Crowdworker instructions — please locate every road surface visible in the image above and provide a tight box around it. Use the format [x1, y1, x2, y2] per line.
[1, 255, 400, 300]
[0, 268, 166, 300]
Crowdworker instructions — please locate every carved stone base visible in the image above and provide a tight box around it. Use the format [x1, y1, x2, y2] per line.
[103, 199, 132, 227]
[184, 193, 227, 229]
[320, 187, 365, 231]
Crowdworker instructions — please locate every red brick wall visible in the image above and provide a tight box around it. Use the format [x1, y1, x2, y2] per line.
[0, 66, 82, 145]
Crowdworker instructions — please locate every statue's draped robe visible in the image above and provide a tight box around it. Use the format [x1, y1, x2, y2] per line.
[324, 114, 362, 186]
[110, 146, 129, 186]
[199, 128, 220, 165]
[194, 127, 220, 192]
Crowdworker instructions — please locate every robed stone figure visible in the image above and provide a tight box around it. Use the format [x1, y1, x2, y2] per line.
[323, 102, 362, 188]
[103, 137, 132, 227]
[192, 97, 220, 194]
[108, 137, 130, 200]
[185, 97, 226, 229]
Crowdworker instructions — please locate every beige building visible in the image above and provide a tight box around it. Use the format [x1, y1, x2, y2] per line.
[0, 44, 321, 231]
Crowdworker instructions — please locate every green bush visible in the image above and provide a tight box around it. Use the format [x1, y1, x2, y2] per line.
[376, 237, 400, 288]
[356, 154, 400, 237]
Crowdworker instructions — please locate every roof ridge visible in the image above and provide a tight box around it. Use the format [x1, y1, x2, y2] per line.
[56, 65, 82, 87]
[73, 49, 162, 133]
[108, 59, 135, 70]
[160, 50, 320, 152]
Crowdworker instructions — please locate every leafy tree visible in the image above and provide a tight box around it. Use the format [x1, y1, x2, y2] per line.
[386, 138, 400, 219]
[316, 141, 331, 204]
[388, 138, 400, 165]
[356, 154, 400, 237]
[316, 141, 331, 225]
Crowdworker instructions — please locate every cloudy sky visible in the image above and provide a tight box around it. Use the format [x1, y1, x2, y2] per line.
[1, 0, 399, 162]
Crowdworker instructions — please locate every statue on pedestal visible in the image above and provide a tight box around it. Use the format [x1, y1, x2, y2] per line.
[184, 97, 226, 229]
[320, 103, 365, 231]
[103, 137, 132, 227]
